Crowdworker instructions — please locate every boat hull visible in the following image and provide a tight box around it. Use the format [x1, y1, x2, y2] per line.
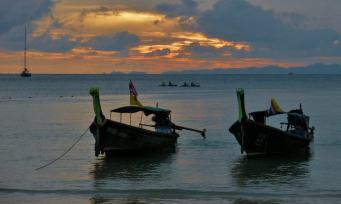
[229, 120, 313, 156]
[90, 119, 179, 157]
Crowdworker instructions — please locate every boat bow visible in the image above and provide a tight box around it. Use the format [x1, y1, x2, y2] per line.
[89, 87, 106, 156]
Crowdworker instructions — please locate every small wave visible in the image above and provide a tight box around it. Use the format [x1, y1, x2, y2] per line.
[1, 188, 341, 199]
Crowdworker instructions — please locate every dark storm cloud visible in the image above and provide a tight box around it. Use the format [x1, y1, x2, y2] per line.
[248, 0, 341, 32]
[275, 12, 309, 29]
[0, 0, 66, 52]
[30, 33, 79, 52]
[180, 43, 227, 59]
[0, 26, 26, 51]
[0, 25, 79, 52]
[155, 0, 198, 17]
[196, 0, 341, 58]
[1, 27, 140, 53]
[0, 0, 54, 34]
[88, 31, 140, 52]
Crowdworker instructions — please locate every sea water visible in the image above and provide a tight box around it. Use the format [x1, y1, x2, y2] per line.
[0, 74, 341, 203]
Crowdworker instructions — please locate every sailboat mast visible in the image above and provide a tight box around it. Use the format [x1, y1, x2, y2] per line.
[24, 26, 27, 69]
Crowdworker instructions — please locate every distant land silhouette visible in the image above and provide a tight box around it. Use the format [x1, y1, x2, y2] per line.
[161, 63, 341, 74]
[110, 71, 148, 75]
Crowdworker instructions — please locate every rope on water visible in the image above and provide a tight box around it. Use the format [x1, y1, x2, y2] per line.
[35, 126, 90, 171]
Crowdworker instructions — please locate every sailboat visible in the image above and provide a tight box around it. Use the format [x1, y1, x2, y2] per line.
[20, 26, 31, 77]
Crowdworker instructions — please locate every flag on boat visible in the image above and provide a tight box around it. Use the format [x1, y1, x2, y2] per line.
[129, 81, 143, 107]
[267, 98, 284, 116]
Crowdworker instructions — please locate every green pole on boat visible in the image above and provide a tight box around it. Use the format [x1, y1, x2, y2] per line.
[236, 88, 247, 154]
[89, 87, 103, 124]
[236, 88, 247, 122]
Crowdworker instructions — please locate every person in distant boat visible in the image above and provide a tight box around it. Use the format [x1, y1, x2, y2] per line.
[152, 114, 174, 134]
[160, 81, 166, 86]
[168, 81, 173, 86]
[181, 82, 188, 87]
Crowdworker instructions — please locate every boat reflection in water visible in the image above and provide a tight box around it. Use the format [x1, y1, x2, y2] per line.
[231, 150, 312, 187]
[90, 150, 176, 182]
[90, 151, 176, 204]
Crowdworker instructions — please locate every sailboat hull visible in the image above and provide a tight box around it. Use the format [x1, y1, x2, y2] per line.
[20, 72, 31, 77]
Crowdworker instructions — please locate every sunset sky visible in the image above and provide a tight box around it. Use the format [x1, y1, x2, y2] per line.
[1, 0, 341, 73]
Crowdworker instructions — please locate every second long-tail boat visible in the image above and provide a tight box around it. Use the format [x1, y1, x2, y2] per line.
[229, 89, 314, 157]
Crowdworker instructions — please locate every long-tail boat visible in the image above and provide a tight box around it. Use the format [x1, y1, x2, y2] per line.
[229, 89, 314, 156]
[89, 87, 206, 157]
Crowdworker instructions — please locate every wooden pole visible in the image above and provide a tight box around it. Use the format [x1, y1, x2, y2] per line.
[139, 123, 206, 138]
[174, 125, 206, 138]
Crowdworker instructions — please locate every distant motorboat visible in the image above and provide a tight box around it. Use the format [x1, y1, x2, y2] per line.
[159, 81, 177, 87]
[180, 82, 189, 87]
[181, 82, 200, 87]
[168, 81, 177, 87]
[20, 26, 31, 78]
[190, 82, 200, 87]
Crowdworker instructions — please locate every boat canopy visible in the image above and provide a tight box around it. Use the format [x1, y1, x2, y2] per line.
[250, 110, 285, 118]
[249, 98, 286, 120]
[111, 105, 171, 116]
[250, 109, 309, 128]
[250, 109, 303, 118]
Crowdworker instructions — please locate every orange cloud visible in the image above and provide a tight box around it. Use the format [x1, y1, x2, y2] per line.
[0, 1, 306, 74]
[133, 32, 250, 57]
[37, 7, 184, 40]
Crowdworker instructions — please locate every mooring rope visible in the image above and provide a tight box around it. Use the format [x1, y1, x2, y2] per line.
[35, 126, 90, 171]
